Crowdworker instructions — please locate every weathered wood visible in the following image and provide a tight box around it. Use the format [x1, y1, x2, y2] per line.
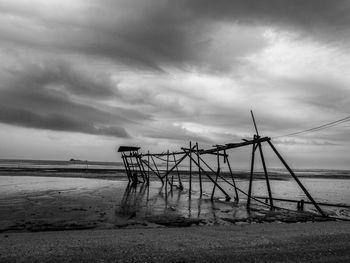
[225, 154, 239, 201]
[253, 196, 350, 209]
[267, 140, 326, 217]
[186, 149, 230, 201]
[141, 159, 163, 184]
[196, 142, 202, 196]
[138, 156, 148, 184]
[250, 110, 259, 136]
[189, 141, 192, 196]
[257, 141, 274, 209]
[150, 156, 161, 177]
[211, 147, 221, 200]
[200, 136, 270, 155]
[118, 146, 140, 152]
[121, 154, 131, 182]
[161, 147, 195, 179]
[147, 151, 150, 183]
[173, 153, 183, 189]
[247, 141, 256, 209]
[138, 156, 147, 182]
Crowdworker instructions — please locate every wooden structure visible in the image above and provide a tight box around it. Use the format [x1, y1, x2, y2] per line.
[118, 112, 326, 217]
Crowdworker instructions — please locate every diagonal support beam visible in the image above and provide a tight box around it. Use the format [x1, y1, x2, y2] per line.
[267, 140, 326, 217]
[257, 141, 274, 209]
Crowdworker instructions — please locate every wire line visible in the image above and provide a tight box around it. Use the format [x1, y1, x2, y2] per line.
[274, 116, 350, 138]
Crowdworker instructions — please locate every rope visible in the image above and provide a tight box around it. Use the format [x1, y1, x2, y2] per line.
[274, 115, 350, 138]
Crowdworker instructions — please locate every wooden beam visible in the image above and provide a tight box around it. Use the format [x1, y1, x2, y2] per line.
[267, 140, 326, 217]
[247, 140, 256, 209]
[200, 137, 271, 155]
[257, 141, 274, 209]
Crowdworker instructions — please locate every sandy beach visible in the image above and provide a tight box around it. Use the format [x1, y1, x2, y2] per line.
[1, 221, 349, 262]
[1, 169, 349, 262]
[1, 174, 344, 233]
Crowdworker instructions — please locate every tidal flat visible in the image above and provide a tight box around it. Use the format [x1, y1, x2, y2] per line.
[1, 172, 349, 232]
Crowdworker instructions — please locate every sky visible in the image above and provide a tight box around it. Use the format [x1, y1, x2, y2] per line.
[0, 0, 349, 169]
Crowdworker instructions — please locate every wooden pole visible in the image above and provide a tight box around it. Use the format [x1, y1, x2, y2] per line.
[195, 153, 277, 208]
[196, 142, 202, 196]
[147, 151, 150, 183]
[186, 149, 230, 201]
[141, 159, 163, 184]
[267, 140, 326, 217]
[138, 156, 148, 184]
[257, 142, 274, 209]
[173, 153, 183, 189]
[167, 150, 173, 194]
[211, 146, 220, 200]
[247, 139, 256, 209]
[225, 154, 239, 201]
[189, 141, 192, 196]
[135, 155, 145, 183]
[162, 147, 194, 179]
[121, 154, 131, 182]
[151, 155, 163, 184]
[165, 150, 169, 195]
[127, 155, 137, 184]
[250, 110, 259, 136]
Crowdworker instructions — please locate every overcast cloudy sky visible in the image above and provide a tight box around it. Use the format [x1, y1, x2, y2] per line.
[0, 0, 349, 169]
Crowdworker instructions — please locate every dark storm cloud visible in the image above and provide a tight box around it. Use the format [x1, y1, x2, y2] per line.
[82, 0, 350, 71]
[0, 0, 264, 72]
[0, 0, 349, 157]
[0, 105, 129, 138]
[143, 126, 214, 145]
[1, 0, 349, 72]
[5, 61, 117, 99]
[0, 61, 154, 138]
[183, 0, 350, 41]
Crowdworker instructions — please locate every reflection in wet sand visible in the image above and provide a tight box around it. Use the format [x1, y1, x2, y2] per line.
[116, 182, 250, 226]
[0, 176, 348, 232]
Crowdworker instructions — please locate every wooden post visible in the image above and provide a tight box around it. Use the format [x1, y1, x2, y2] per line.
[225, 153, 239, 201]
[186, 150, 230, 200]
[162, 148, 194, 179]
[257, 141, 274, 209]
[196, 142, 202, 196]
[151, 155, 163, 184]
[135, 155, 145, 183]
[211, 146, 220, 200]
[128, 155, 138, 184]
[165, 150, 169, 195]
[300, 199, 304, 211]
[267, 140, 326, 217]
[147, 151, 150, 184]
[138, 156, 148, 184]
[251, 110, 259, 136]
[189, 141, 192, 196]
[167, 150, 172, 194]
[129, 155, 137, 184]
[173, 153, 183, 189]
[247, 139, 256, 209]
[141, 159, 163, 184]
[121, 154, 131, 182]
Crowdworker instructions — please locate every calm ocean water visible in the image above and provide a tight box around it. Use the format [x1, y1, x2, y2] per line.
[1, 159, 350, 178]
[0, 159, 124, 169]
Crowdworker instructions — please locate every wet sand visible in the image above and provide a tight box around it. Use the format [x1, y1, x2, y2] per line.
[0, 175, 336, 233]
[1, 172, 349, 261]
[1, 221, 349, 262]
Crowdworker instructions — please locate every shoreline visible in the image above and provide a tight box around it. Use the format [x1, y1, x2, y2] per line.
[1, 167, 350, 180]
[1, 173, 349, 234]
[1, 221, 349, 262]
